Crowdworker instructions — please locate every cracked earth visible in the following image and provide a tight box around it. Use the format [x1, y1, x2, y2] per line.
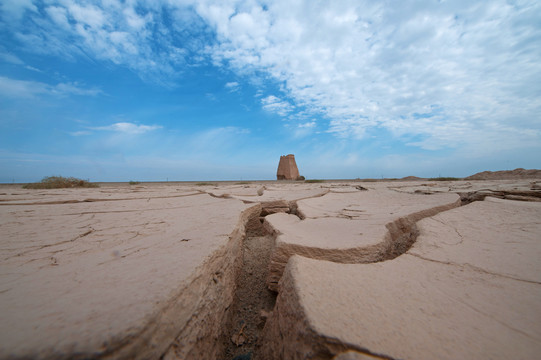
[0, 179, 540, 360]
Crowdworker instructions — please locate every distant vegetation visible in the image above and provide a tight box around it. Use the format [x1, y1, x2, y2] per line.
[428, 177, 462, 181]
[235, 182, 252, 185]
[23, 176, 99, 189]
[129, 181, 141, 185]
[196, 182, 217, 186]
[305, 179, 325, 183]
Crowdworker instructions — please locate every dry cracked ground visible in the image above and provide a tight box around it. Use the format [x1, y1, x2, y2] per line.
[0, 179, 540, 359]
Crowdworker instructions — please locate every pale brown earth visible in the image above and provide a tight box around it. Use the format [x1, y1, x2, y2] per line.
[258, 180, 541, 360]
[263, 189, 461, 291]
[400, 175, 424, 181]
[465, 167, 541, 180]
[0, 184, 258, 359]
[1, 179, 540, 360]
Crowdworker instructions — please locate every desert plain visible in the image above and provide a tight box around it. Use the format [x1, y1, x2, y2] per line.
[1, 177, 540, 359]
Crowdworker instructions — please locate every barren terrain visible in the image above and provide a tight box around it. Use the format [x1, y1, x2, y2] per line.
[1, 178, 540, 359]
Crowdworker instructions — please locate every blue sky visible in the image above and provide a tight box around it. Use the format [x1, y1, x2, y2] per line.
[1, 0, 540, 182]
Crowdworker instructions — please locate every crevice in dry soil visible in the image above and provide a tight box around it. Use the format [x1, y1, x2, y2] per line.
[220, 210, 277, 360]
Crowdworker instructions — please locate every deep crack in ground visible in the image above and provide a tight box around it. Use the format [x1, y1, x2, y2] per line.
[219, 187, 540, 359]
[221, 214, 277, 360]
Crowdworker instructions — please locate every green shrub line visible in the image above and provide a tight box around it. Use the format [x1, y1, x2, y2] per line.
[195, 182, 217, 186]
[23, 176, 99, 189]
[305, 179, 325, 183]
[129, 181, 141, 185]
[428, 177, 462, 181]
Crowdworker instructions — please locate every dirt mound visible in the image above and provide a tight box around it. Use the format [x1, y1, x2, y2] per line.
[465, 168, 541, 180]
[401, 176, 424, 181]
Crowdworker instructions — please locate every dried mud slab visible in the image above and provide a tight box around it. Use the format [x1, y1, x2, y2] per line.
[226, 183, 329, 203]
[258, 197, 541, 359]
[264, 190, 461, 291]
[0, 187, 258, 360]
[412, 197, 541, 283]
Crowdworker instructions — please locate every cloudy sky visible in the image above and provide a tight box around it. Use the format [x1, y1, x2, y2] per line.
[1, 0, 540, 182]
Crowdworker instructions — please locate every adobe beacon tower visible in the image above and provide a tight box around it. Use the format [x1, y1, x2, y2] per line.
[276, 154, 300, 180]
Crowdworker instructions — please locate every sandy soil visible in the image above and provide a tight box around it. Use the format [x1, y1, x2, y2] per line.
[0, 178, 539, 359]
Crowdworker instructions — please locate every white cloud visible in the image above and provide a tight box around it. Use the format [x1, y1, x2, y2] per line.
[298, 121, 316, 129]
[0, 0, 37, 21]
[197, 0, 541, 151]
[0, 48, 41, 71]
[4, 0, 203, 86]
[0, 52, 24, 64]
[261, 95, 294, 117]
[3, 0, 540, 155]
[0, 76, 102, 98]
[91, 122, 162, 135]
[292, 121, 317, 138]
[123, 6, 148, 30]
[225, 81, 239, 91]
[46, 6, 70, 29]
[53, 82, 103, 96]
[25, 65, 41, 72]
[67, 3, 106, 28]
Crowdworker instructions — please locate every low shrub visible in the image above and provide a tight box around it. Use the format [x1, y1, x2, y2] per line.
[428, 177, 462, 181]
[23, 176, 99, 189]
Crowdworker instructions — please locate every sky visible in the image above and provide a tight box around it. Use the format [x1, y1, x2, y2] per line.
[0, 0, 540, 182]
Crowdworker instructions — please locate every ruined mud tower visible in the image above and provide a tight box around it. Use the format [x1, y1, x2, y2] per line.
[276, 154, 302, 180]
